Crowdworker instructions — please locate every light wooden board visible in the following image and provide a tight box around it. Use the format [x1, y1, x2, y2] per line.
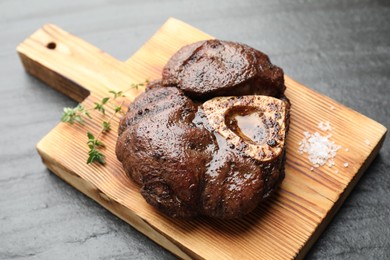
[17, 18, 387, 259]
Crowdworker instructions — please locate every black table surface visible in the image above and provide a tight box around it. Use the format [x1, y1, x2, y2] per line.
[1, 0, 389, 259]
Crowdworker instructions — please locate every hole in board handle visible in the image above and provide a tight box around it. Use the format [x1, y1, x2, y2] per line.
[46, 42, 56, 50]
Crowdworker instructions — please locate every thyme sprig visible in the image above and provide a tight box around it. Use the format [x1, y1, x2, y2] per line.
[94, 97, 110, 115]
[61, 80, 148, 164]
[61, 104, 92, 124]
[87, 131, 105, 164]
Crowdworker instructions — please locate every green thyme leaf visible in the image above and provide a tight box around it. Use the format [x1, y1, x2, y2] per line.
[85, 111, 92, 119]
[114, 106, 122, 113]
[102, 97, 110, 104]
[109, 90, 125, 99]
[61, 105, 89, 124]
[94, 102, 105, 114]
[87, 150, 101, 164]
[86, 132, 105, 164]
[87, 131, 94, 141]
[87, 148, 106, 164]
[102, 121, 111, 132]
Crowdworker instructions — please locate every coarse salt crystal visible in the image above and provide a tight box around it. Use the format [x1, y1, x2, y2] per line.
[364, 139, 371, 146]
[343, 162, 349, 168]
[327, 159, 335, 168]
[298, 131, 341, 167]
[318, 121, 332, 131]
[335, 169, 339, 174]
[345, 148, 349, 152]
[330, 105, 335, 110]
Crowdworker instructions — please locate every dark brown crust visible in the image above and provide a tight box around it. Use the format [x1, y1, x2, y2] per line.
[162, 40, 285, 100]
[116, 87, 215, 217]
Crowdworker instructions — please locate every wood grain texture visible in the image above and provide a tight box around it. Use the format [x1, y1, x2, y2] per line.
[16, 18, 387, 259]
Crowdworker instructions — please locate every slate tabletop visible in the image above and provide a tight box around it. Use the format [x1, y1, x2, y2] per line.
[1, 0, 389, 259]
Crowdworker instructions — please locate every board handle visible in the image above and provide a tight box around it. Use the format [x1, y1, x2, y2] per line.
[17, 24, 136, 102]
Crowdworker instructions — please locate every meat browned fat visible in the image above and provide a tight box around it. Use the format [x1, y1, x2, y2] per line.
[162, 39, 285, 100]
[116, 85, 290, 219]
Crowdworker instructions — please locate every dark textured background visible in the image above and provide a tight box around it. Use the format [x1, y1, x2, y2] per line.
[1, 0, 389, 259]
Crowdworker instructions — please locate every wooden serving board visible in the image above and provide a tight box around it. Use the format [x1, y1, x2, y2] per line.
[17, 18, 386, 259]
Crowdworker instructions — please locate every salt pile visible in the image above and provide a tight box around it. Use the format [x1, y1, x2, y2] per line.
[298, 131, 341, 167]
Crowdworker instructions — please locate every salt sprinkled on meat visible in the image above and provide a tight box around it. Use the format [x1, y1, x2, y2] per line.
[298, 131, 341, 166]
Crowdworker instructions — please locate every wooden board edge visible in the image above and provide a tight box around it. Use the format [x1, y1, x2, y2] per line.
[296, 130, 387, 259]
[17, 48, 90, 103]
[35, 141, 196, 260]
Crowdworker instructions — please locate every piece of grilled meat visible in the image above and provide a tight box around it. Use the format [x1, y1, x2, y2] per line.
[162, 40, 285, 100]
[116, 87, 215, 217]
[116, 40, 290, 219]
